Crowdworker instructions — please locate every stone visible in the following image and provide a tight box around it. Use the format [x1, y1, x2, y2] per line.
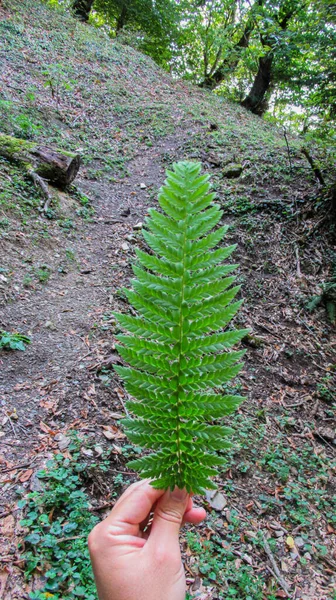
[121, 242, 129, 251]
[222, 163, 243, 178]
[120, 207, 130, 217]
[133, 222, 143, 230]
[294, 536, 305, 548]
[140, 182, 147, 189]
[205, 489, 227, 511]
[275, 530, 284, 538]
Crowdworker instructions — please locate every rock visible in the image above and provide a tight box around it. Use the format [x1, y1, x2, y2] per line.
[30, 472, 44, 492]
[275, 530, 284, 538]
[120, 207, 130, 217]
[80, 268, 93, 274]
[81, 448, 93, 457]
[294, 536, 305, 548]
[204, 152, 221, 166]
[121, 242, 130, 251]
[222, 163, 243, 178]
[133, 222, 143, 230]
[140, 182, 147, 189]
[45, 320, 57, 330]
[205, 489, 227, 511]
[125, 234, 135, 242]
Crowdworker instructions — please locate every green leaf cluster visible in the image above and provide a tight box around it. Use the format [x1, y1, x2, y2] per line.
[114, 161, 247, 493]
[20, 436, 99, 599]
[0, 330, 31, 351]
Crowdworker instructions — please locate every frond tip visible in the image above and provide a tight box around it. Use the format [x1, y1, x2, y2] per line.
[114, 161, 247, 494]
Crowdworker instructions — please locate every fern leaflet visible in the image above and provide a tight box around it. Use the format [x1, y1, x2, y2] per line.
[114, 161, 247, 493]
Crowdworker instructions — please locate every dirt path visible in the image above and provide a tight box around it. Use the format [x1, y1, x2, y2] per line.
[0, 128, 190, 475]
[1, 127, 335, 600]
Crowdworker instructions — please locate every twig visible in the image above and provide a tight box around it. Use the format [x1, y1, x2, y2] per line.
[29, 170, 52, 212]
[7, 416, 16, 436]
[255, 320, 281, 338]
[284, 400, 306, 409]
[0, 456, 37, 474]
[89, 501, 115, 512]
[115, 389, 130, 417]
[0, 508, 18, 519]
[262, 532, 292, 597]
[283, 128, 292, 173]
[294, 245, 301, 278]
[55, 534, 87, 544]
[311, 399, 319, 417]
[301, 147, 325, 185]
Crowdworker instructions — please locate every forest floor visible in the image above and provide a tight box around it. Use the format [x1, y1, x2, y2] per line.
[0, 1, 335, 599]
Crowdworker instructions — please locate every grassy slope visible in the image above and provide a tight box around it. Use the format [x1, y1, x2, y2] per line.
[0, 1, 335, 599]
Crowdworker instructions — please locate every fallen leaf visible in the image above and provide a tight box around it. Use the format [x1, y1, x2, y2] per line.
[286, 536, 295, 549]
[102, 425, 126, 440]
[40, 398, 58, 410]
[103, 429, 115, 440]
[19, 469, 33, 483]
[54, 433, 71, 450]
[40, 421, 55, 435]
[0, 569, 9, 596]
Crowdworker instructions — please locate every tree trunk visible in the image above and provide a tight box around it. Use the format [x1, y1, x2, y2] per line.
[0, 133, 81, 188]
[241, 52, 274, 115]
[199, 0, 264, 89]
[72, 0, 94, 22]
[241, 3, 297, 115]
[116, 4, 128, 32]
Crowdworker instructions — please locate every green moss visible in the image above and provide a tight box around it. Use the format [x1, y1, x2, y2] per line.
[55, 148, 78, 158]
[0, 133, 36, 158]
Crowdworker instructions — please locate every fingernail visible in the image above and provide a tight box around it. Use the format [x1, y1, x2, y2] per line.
[170, 487, 188, 502]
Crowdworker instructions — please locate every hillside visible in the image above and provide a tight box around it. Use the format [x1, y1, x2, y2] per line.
[0, 1, 335, 599]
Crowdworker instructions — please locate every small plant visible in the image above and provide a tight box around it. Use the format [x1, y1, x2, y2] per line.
[34, 265, 51, 283]
[0, 330, 31, 351]
[19, 436, 99, 599]
[114, 162, 247, 493]
[306, 266, 336, 324]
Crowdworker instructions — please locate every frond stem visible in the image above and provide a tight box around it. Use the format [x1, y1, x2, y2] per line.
[175, 199, 188, 484]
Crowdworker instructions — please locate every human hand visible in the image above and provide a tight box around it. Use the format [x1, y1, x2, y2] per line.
[88, 479, 206, 600]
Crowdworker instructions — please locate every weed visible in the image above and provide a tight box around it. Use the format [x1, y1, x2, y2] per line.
[317, 374, 335, 403]
[23, 274, 34, 288]
[19, 435, 100, 599]
[185, 531, 276, 599]
[34, 265, 51, 283]
[76, 205, 95, 220]
[0, 330, 31, 351]
[65, 248, 76, 261]
[59, 218, 75, 231]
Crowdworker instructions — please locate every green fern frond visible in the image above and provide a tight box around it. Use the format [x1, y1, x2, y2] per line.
[114, 161, 247, 493]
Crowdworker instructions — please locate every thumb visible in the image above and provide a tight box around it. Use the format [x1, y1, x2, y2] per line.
[148, 487, 189, 551]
